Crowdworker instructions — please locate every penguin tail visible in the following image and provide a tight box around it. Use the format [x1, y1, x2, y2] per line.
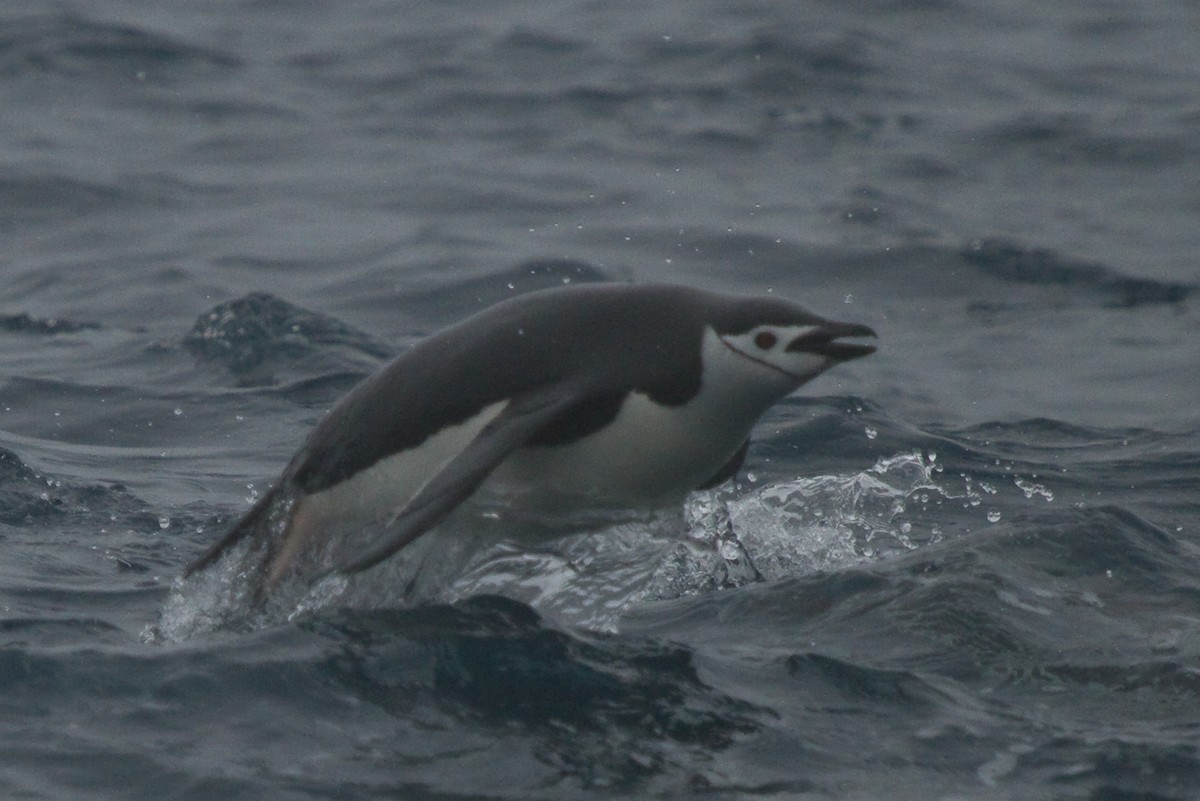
[182, 484, 283, 579]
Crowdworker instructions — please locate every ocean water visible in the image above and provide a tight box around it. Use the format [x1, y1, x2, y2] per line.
[2, 0, 1199, 798]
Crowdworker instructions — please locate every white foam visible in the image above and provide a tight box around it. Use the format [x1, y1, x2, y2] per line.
[149, 451, 950, 639]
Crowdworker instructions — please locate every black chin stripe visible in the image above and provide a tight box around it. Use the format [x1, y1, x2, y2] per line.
[718, 336, 800, 381]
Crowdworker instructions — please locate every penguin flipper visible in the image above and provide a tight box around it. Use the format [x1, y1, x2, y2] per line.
[330, 383, 595, 576]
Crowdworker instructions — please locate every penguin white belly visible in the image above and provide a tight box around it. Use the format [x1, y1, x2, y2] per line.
[493, 390, 749, 505]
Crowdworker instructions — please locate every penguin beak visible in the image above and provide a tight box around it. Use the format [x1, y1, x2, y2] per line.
[786, 322, 877, 362]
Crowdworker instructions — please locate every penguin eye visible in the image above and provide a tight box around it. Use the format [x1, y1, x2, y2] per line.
[754, 331, 778, 350]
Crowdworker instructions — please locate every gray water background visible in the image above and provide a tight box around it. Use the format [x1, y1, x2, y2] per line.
[2, 1, 1199, 799]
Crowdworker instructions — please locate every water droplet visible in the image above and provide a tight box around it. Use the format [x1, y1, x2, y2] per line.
[1014, 477, 1054, 502]
[986, 510, 1001, 523]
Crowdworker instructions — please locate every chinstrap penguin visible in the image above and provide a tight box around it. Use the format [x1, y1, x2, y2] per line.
[185, 282, 877, 592]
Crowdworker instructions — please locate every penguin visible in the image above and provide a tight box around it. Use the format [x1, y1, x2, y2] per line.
[184, 282, 876, 589]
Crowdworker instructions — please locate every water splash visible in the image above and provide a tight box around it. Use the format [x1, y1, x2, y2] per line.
[1014, 476, 1054, 501]
[660, 450, 946, 591]
[147, 536, 267, 642]
[452, 451, 954, 630]
[150, 452, 957, 638]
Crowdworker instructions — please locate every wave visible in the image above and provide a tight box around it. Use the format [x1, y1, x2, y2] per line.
[183, 292, 390, 387]
[0, 12, 240, 80]
[963, 238, 1194, 308]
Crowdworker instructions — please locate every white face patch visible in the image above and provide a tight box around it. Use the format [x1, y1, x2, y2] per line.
[713, 325, 830, 386]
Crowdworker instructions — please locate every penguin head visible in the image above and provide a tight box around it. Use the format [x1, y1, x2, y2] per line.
[698, 295, 877, 411]
[718, 319, 877, 384]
